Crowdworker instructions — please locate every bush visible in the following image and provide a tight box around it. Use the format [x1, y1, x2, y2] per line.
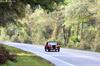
[0, 54, 7, 64]
[95, 44, 100, 52]
[0, 44, 17, 64]
[0, 45, 8, 64]
[8, 53, 17, 62]
[79, 41, 91, 50]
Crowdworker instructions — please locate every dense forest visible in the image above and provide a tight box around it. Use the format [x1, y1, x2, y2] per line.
[0, 0, 100, 52]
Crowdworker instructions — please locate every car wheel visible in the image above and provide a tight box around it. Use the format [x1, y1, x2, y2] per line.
[45, 49, 47, 52]
[48, 49, 50, 52]
[58, 48, 60, 52]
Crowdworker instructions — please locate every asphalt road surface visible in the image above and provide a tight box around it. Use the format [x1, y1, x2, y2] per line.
[0, 41, 100, 66]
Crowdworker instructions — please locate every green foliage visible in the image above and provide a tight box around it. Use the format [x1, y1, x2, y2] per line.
[95, 44, 100, 52]
[21, 0, 65, 11]
[2, 45, 54, 66]
[0, 0, 65, 26]
[63, 0, 100, 51]
[0, 0, 100, 52]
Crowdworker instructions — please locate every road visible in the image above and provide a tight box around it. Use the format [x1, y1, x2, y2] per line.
[0, 41, 100, 66]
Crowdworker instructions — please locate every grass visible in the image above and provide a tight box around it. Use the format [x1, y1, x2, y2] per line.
[1, 45, 54, 66]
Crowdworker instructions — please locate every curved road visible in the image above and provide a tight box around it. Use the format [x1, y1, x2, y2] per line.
[0, 41, 100, 66]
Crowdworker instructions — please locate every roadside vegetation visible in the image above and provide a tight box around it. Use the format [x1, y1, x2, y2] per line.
[0, 44, 54, 66]
[0, 0, 100, 52]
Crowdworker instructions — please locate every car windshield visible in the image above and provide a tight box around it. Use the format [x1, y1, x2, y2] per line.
[48, 41, 57, 45]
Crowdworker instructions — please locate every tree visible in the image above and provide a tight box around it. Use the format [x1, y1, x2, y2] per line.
[0, 0, 65, 26]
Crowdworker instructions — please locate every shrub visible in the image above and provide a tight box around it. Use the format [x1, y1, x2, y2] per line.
[95, 44, 100, 52]
[0, 54, 7, 64]
[0, 45, 8, 64]
[0, 44, 17, 64]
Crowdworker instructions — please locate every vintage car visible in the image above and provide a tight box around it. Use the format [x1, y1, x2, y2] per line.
[44, 41, 60, 52]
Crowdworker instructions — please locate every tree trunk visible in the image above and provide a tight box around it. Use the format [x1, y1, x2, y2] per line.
[77, 23, 80, 37]
[81, 22, 84, 40]
[52, 25, 58, 40]
[67, 26, 71, 45]
[63, 25, 67, 46]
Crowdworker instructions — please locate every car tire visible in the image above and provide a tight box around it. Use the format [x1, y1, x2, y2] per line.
[45, 49, 47, 52]
[58, 48, 60, 52]
[48, 49, 50, 52]
[45, 47, 47, 52]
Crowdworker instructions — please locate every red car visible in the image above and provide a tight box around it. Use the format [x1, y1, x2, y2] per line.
[45, 41, 60, 52]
